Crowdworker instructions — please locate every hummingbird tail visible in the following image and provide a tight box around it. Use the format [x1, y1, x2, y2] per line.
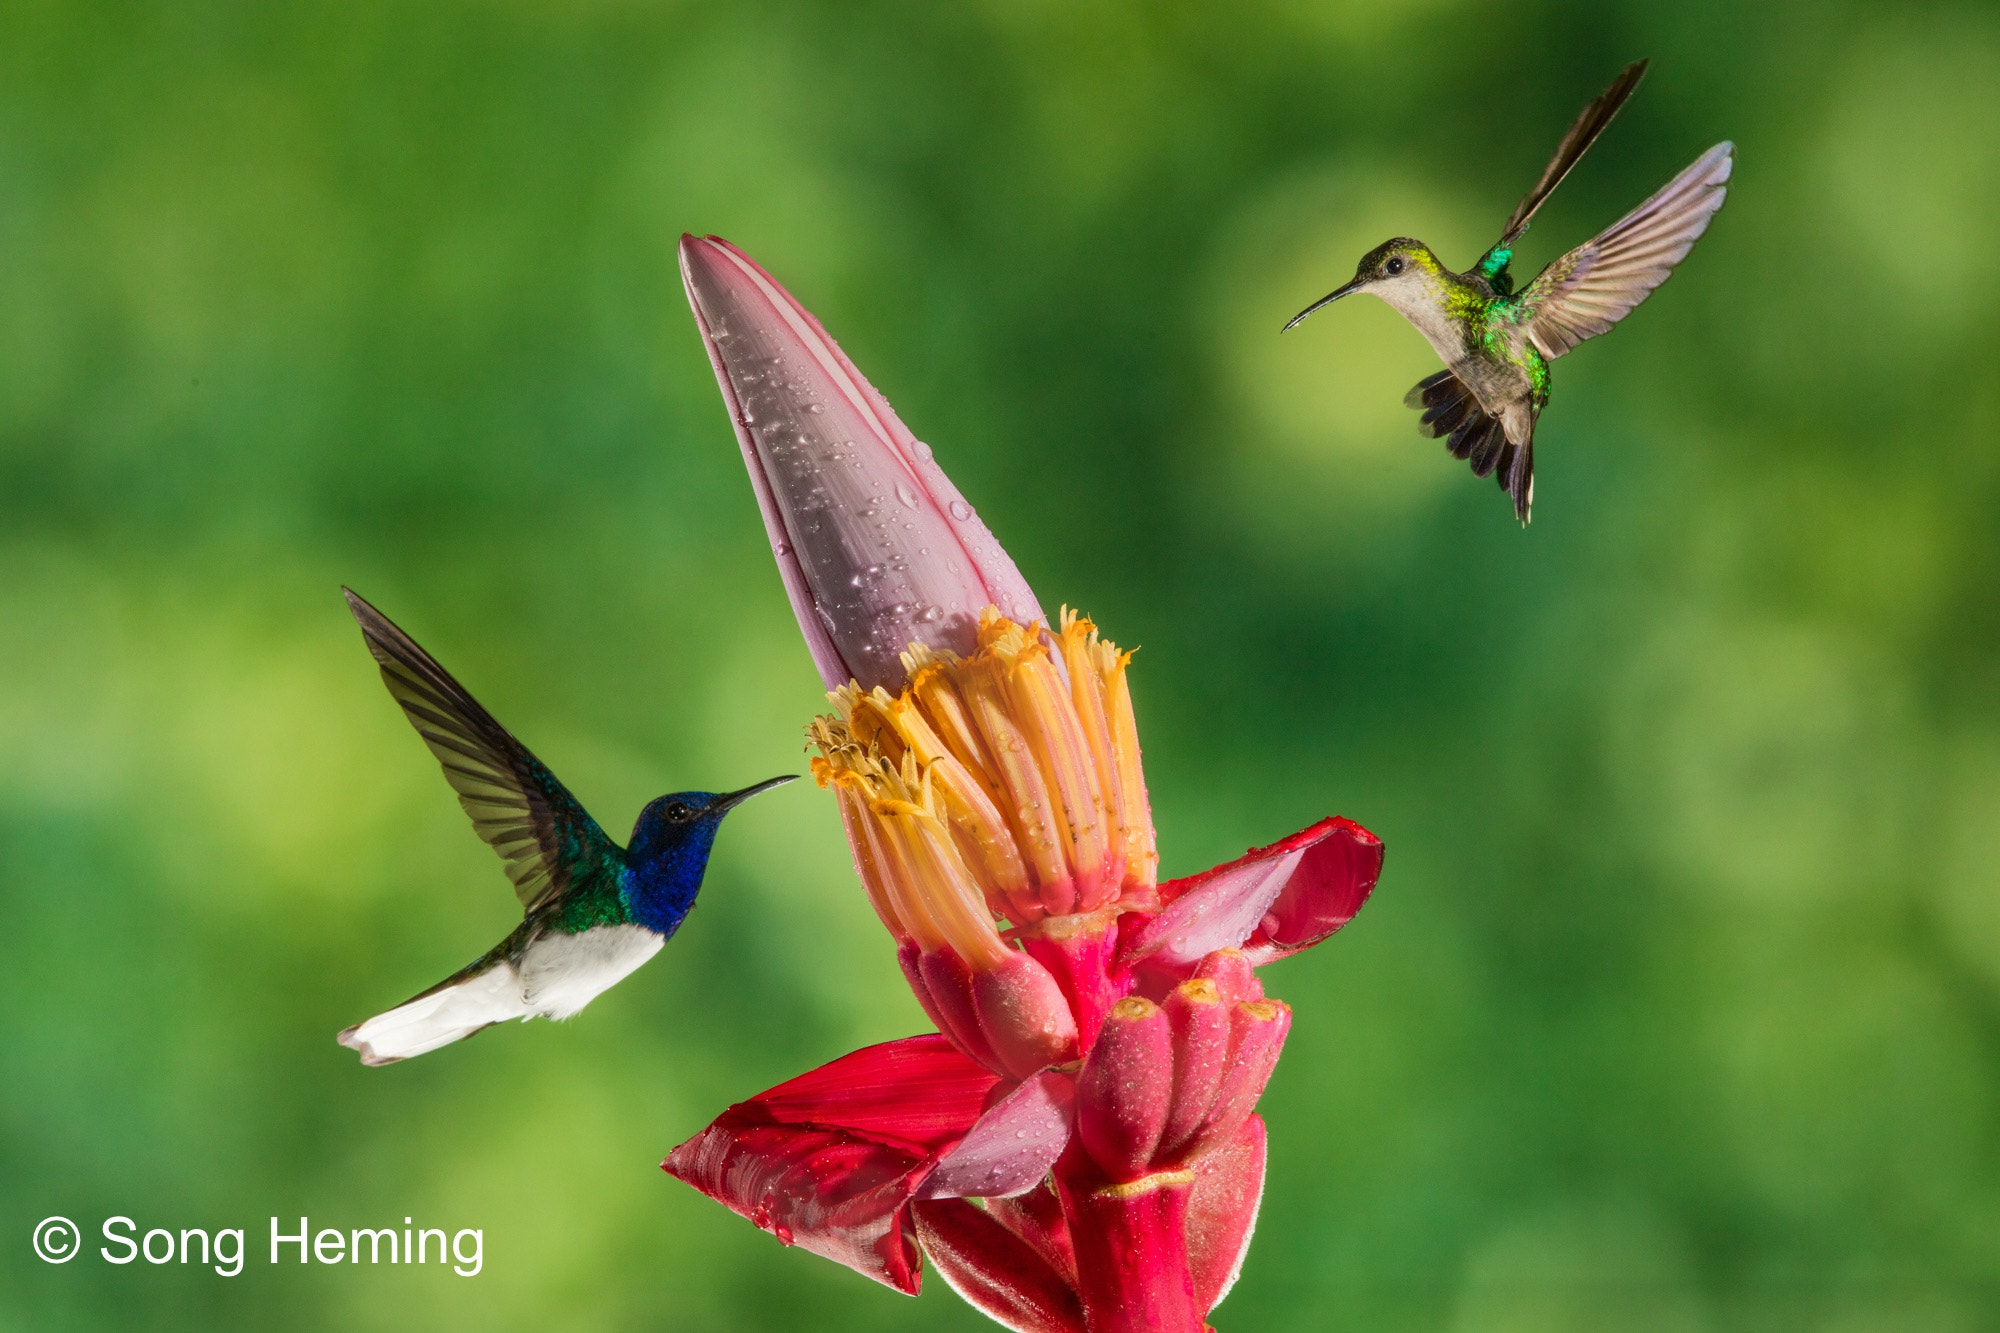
[338, 961, 530, 1065]
[1502, 438, 1534, 525]
[1405, 369, 1535, 524]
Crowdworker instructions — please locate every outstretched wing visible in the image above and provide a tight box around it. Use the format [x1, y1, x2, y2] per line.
[1517, 141, 1733, 361]
[344, 589, 620, 913]
[1498, 59, 1649, 249]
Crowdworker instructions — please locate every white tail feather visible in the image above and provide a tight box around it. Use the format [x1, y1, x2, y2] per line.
[338, 962, 531, 1065]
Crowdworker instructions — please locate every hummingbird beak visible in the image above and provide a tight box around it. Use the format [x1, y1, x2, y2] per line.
[714, 774, 799, 813]
[1282, 278, 1364, 332]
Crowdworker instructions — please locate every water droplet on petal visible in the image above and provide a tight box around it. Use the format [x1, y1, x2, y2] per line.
[773, 540, 791, 557]
[806, 403, 825, 414]
[949, 500, 972, 521]
[913, 440, 934, 462]
[895, 482, 920, 511]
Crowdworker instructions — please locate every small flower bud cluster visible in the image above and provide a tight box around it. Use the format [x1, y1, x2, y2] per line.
[1074, 950, 1291, 1184]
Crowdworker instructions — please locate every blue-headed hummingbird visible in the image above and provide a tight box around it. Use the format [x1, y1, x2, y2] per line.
[336, 590, 793, 1064]
[1285, 60, 1733, 523]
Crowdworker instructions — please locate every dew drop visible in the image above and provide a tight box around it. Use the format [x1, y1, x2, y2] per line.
[913, 439, 934, 462]
[949, 500, 973, 521]
[895, 482, 920, 511]
[806, 403, 825, 414]
[773, 540, 791, 557]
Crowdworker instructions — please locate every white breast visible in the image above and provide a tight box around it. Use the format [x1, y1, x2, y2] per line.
[518, 924, 665, 1020]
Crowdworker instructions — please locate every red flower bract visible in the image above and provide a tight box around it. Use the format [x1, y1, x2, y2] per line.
[664, 1035, 1072, 1293]
[667, 234, 1383, 1333]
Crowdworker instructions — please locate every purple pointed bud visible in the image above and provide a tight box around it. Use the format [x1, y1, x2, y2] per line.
[679, 235, 1044, 693]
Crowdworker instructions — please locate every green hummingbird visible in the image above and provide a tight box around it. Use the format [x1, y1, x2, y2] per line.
[1284, 59, 1732, 523]
[336, 589, 794, 1065]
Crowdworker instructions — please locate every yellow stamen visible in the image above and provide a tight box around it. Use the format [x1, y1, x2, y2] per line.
[959, 650, 1070, 907]
[998, 631, 1110, 912]
[822, 762, 902, 941]
[1101, 644, 1157, 890]
[808, 606, 1159, 961]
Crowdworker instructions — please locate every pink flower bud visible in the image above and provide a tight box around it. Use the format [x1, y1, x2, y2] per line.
[1191, 948, 1263, 1005]
[1187, 999, 1290, 1160]
[970, 949, 1081, 1080]
[915, 945, 1005, 1074]
[1157, 979, 1231, 1161]
[1075, 997, 1174, 1180]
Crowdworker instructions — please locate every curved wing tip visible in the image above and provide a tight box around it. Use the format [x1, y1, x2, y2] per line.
[342, 586, 388, 625]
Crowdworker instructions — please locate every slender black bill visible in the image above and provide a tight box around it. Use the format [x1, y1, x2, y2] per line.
[714, 774, 799, 812]
[1282, 278, 1364, 331]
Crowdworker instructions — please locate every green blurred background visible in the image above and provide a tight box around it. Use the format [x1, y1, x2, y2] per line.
[4, 1, 1997, 1328]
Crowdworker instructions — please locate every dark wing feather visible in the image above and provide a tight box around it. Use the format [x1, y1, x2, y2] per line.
[1406, 370, 1537, 524]
[343, 589, 619, 913]
[1499, 59, 1649, 247]
[1518, 142, 1733, 360]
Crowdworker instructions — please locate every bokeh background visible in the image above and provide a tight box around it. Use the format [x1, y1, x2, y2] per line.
[4, 1, 1998, 1328]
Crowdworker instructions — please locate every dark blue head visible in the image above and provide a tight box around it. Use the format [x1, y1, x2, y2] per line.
[622, 775, 796, 936]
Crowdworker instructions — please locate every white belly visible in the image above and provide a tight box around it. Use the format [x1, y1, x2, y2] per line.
[518, 924, 664, 1020]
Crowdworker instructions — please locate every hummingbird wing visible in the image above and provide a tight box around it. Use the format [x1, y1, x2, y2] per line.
[343, 589, 621, 914]
[1496, 59, 1649, 249]
[1516, 141, 1733, 360]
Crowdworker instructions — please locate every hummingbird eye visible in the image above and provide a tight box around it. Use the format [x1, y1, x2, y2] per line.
[663, 800, 692, 824]
[1385, 256, 1406, 276]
